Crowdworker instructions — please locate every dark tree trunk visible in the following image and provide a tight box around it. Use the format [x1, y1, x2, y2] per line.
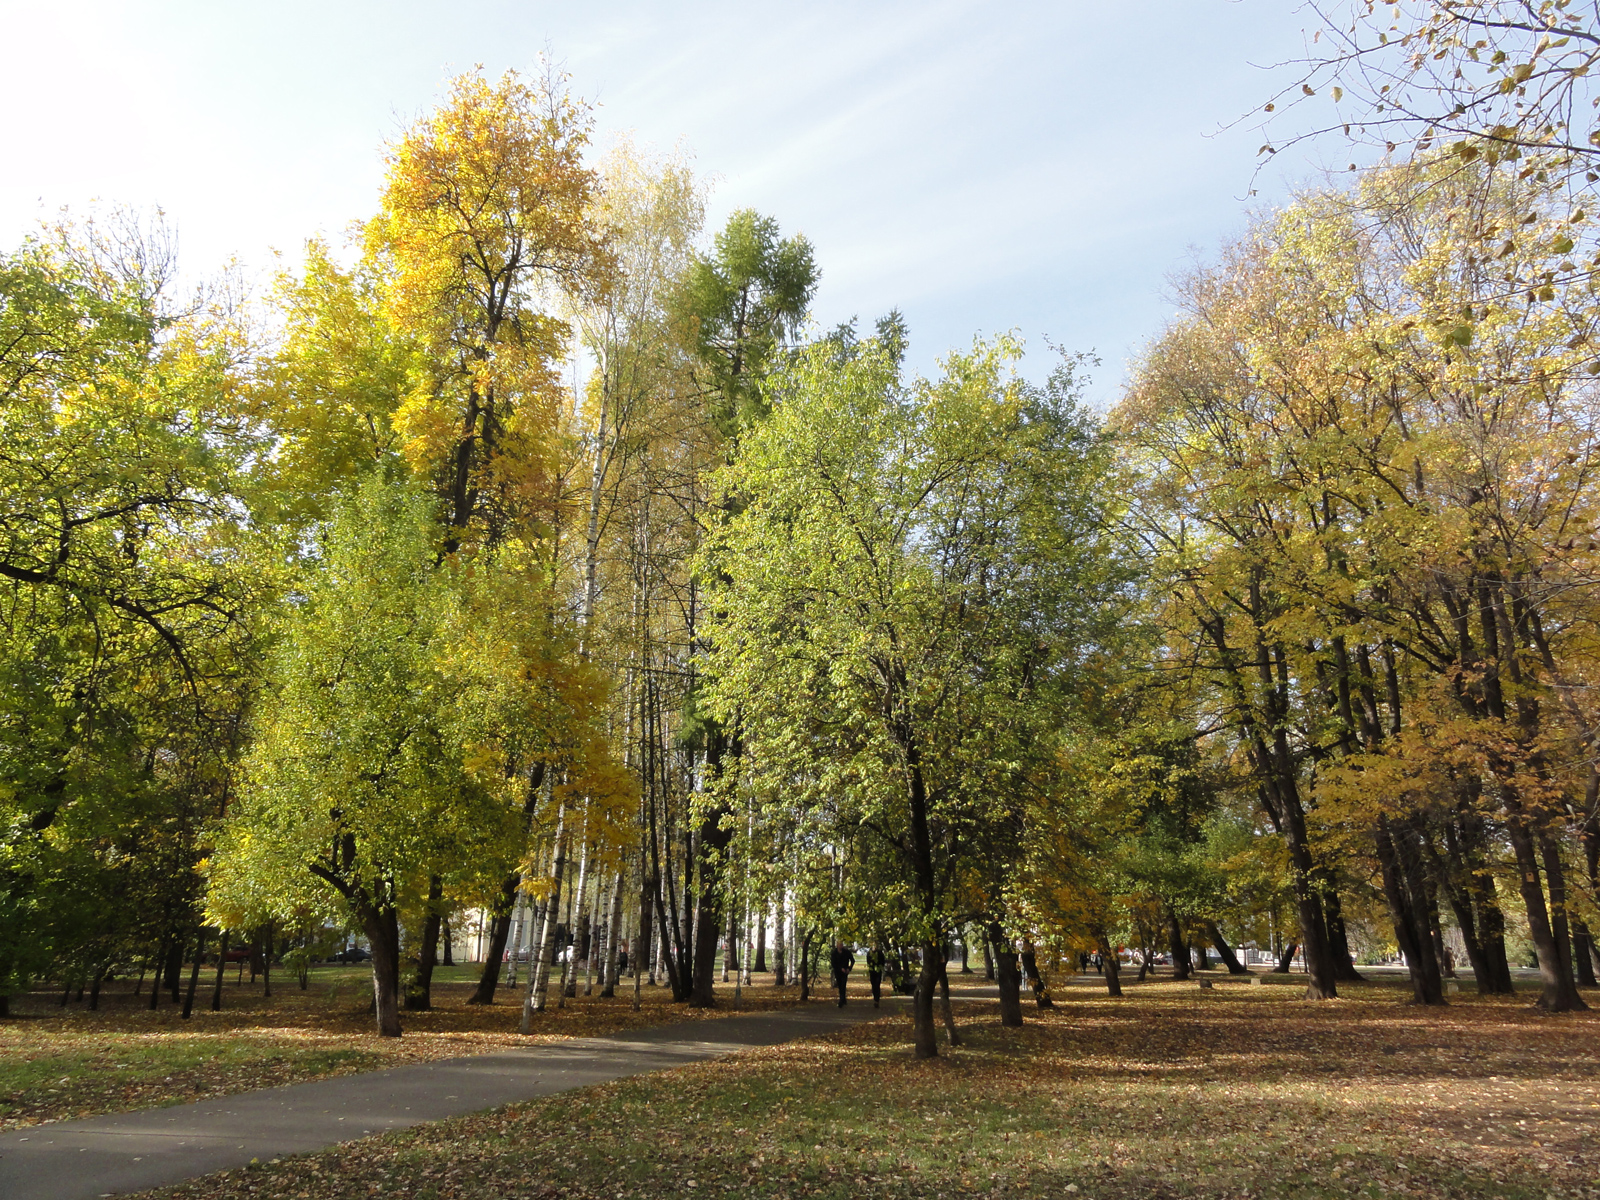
[754, 914, 766, 973]
[982, 936, 995, 981]
[798, 929, 812, 1002]
[147, 933, 168, 1009]
[471, 764, 547, 1004]
[689, 748, 735, 1008]
[441, 920, 454, 967]
[636, 865, 655, 992]
[1167, 913, 1191, 981]
[1273, 942, 1299, 973]
[1323, 886, 1366, 982]
[87, 966, 105, 1011]
[210, 930, 230, 1011]
[1095, 929, 1123, 997]
[469, 912, 513, 1004]
[362, 902, 404, 1037]
[1479, 897, 1515, 993]
[1504, 809, 1587, 1011]
[1429, 814, 1502, 993]
[1019, 941, 1054, 1008]
[1376, 816, 1445, 1005]
[936, 955, 962, 1046]
[773, 909, 786, 986]
[1422, 876, 1450, 978]
[1205, 921, 1250, 975]
[959, 934, 971, 974]
[988, 925, 1023, 1027]
[1449, 805, 1516, 993]
[405, 875, 444, 1011]
[1574, 922, 1598, 988]
[163, 934, 184, 1002]
[1583, 827, 1600, 985]
[469, 876, 519, 1005]
[655, 886, 687, 1002]
[180, 927, 207, 1020]
[913, 939, 940, 1058]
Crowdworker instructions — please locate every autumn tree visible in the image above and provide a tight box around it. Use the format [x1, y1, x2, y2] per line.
[1269, 1, 1600, 176]
[1120, 153, 1600, 1010]
[368, 66, 611, 553]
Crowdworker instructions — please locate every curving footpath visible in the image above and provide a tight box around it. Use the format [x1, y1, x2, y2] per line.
[0, 1002, 893, 1200]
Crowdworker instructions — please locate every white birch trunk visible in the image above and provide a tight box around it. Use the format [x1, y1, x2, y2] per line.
[603, 869, 624, 996]
[522, 797, 566, 1029]
[563, 832, 591, 1007]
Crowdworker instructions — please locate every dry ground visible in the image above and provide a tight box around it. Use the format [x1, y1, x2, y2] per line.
[0, 962, 811, 1129]
[129, 972, 1600, 1200]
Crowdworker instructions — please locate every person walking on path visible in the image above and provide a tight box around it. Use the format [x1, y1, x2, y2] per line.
[830, 942, 856, 1007]
[866, 945, 886, 1007]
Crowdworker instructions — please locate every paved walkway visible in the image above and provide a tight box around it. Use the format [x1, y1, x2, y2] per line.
[0, 1002, 891, 1200]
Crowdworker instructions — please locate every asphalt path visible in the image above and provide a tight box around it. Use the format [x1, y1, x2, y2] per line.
[0, 1001, 894, 1200]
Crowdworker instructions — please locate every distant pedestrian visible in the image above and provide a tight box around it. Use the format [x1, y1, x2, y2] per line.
[830, 942, 856, 1007]
[866, 946, 886, 1007]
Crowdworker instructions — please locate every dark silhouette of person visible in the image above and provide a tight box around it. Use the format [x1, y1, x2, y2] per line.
[866, 945, 886, 1007]
[830, 942, 856, 1007]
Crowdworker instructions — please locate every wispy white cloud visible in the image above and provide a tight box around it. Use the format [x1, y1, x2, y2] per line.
[0, 0, 1324, 398]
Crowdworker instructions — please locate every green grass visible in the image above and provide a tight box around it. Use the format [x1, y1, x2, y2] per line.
[0, 1037, 382, 1126]
[146, 977, 1600, 1200]
[1, 960, 815, 1128]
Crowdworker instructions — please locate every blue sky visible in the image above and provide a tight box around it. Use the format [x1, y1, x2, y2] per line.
[0, 1, 1337, 403]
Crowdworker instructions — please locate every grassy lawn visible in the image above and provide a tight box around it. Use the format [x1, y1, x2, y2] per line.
[0, 962, 810, 1129]
[135, 972, 1599, 1200]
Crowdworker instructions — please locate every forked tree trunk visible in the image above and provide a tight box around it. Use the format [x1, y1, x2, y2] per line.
[1505, 809, 1587, 1012]
[1376, 816, 1444, 1005]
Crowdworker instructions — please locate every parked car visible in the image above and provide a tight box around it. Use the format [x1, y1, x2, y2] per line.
[331, 945, 371, 963]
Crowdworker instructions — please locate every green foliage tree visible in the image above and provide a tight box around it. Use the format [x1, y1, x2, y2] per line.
[680, 208, 818, 440]
[0, 216, 260, 1014]
[211, 480, 516, 1035]
[701, 332, 1122, 1056]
